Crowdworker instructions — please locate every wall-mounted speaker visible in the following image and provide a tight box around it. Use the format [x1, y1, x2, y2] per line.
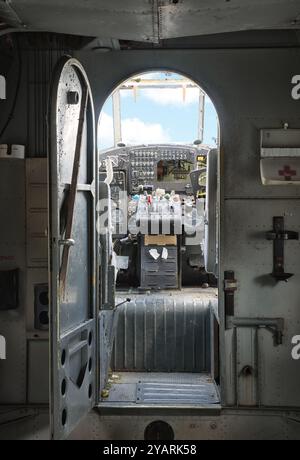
[34, 283, 49, 330]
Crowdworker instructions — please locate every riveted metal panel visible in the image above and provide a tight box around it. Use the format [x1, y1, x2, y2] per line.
[49, 57, 98, 439]
[69, 409, 300, 440]
[9, 1, 158, 42]
[158, 1, 300, 39]
[6, 1, 300, 41]
[223, 199, 300, 407]
[1, 406, 299, 440]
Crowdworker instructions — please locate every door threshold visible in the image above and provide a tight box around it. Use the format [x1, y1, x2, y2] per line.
[96, 402, 221, 416]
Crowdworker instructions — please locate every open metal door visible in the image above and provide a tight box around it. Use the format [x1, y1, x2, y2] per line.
[204, 148, 218, 275]
[48, 57, 98, 439]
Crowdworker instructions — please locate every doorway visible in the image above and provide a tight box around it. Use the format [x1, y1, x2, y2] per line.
[97, 70, 220, 408]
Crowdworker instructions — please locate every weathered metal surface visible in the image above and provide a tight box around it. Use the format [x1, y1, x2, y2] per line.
[70, 409, 300, 440]
[1, 406, 300, 440]
[112, 291, 213, 373]
[100, 372, 220, 407]
[159, 1, 300, 39]
[6, 1, 158, 41]
[223, 199, 300, 407]
[136, 381, 219, 405]
[4, 1, 300, 41]
[49, 57, 98, 439]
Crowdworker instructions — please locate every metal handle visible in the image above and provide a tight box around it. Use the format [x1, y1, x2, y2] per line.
[59, 238, 75, 247]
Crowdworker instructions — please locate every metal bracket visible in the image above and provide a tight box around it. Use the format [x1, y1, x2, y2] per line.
[266, 216, 298, 282]
[227, 317, 284, 346]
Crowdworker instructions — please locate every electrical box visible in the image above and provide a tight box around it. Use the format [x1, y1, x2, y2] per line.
[260, 128, 300, 184]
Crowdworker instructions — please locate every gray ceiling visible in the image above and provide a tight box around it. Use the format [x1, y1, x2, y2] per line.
[1, 0, 300, 41]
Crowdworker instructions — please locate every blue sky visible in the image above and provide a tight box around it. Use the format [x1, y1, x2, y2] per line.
[98, 72, 218, 150]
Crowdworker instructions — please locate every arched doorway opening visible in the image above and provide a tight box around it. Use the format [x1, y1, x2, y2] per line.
[97, 70, 221, 408]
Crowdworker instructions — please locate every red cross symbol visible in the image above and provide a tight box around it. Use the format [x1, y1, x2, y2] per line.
[278, 165, 297, 181]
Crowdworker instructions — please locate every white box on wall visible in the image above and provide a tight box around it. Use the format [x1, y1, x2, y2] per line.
[260, 128, 300, 185]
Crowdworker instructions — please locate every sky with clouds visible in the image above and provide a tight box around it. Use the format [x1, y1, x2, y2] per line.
[98, 72, 218, 150]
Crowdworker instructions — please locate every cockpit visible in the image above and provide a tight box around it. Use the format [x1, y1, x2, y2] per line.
[98, 143, 219, 407]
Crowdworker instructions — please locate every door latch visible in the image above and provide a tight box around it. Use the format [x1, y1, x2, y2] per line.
[58, 238, 75, 247]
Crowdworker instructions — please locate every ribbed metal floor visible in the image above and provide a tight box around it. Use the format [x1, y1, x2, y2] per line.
[137, 382, 219, 405]
[112, 289, 217, 373]
[101, 372, 220, 406]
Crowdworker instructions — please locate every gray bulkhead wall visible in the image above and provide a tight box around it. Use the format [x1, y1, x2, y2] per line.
[76, 47, 300, 408]
[1, 35, 300, 413]
[0, 35, 74, 405]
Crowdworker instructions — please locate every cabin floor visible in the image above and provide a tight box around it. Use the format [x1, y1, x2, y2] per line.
[100, 372, 220, 407]
[99, 288, 220, 410]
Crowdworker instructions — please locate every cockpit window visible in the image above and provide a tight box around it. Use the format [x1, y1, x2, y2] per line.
[98, 71, 218, 152]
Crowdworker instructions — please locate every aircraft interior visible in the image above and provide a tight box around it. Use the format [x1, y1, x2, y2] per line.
[1, 0, 300, 441]
[98, 142, 219, 407]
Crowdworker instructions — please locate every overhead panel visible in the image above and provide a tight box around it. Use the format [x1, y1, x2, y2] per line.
[4, 1, 300, 41]
[7, 0, 159, 42]
[158, 0, 300, 39]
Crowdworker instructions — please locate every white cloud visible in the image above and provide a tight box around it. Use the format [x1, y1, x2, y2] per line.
[142, 87, 200, 106]
[122, 117, 170, 145]
[98, 112, 170, 149]
[98, 111, 114, 149]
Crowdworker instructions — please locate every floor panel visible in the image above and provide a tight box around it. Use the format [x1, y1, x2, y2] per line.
[100, 372, 220, 406]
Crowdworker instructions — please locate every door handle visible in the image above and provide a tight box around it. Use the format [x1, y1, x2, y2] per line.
[59, 238, 75, 247]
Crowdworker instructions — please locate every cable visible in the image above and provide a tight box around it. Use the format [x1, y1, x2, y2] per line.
[0, 35, 22, 141]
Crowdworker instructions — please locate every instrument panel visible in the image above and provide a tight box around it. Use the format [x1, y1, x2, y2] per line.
[99, 144, 202, 193]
